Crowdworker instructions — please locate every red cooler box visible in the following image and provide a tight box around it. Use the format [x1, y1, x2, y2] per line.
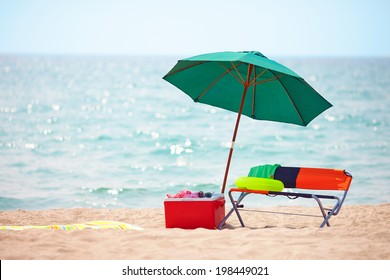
[164, 194, 225, 229]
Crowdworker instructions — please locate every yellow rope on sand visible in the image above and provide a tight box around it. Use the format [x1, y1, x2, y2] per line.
[0, 221, 143, 231]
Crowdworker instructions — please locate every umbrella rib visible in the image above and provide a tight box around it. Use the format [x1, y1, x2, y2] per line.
[254, 70, 306, 124]
[163, 61, 209, 77]
[230, 62, 245, 83]
[194, 68, 232, 102]
[251, 67, 256, 118]
[253, 75, 285, 86]
[249, 68, 268, 87]
[218, 62, 245, 84]
[275, 75, 307, 125]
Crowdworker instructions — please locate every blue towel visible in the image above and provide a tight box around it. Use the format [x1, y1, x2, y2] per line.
[248, 164, 281, 178]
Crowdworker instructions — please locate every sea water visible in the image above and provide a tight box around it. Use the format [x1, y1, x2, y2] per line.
[0, 55, 389, 210]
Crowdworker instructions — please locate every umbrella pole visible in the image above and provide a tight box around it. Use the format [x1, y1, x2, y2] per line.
[221, 64, 253, 194]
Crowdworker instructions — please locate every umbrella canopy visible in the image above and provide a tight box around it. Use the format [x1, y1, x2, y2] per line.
[163, 51, 332, 193]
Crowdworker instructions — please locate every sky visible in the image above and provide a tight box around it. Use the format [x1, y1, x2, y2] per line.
[0, 0, 389, 57]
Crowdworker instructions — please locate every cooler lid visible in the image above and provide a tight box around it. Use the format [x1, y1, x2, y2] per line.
[164, 194, 224, 202]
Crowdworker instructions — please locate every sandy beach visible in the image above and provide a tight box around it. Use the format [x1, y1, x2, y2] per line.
[0, 204, 389, 260]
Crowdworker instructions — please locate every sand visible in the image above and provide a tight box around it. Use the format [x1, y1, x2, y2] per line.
[0, 204, 389, 260]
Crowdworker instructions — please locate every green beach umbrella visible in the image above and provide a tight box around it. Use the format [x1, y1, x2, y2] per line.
[163, 51, 332, 193]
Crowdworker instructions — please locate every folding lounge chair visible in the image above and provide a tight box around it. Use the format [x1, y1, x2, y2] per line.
[218, 165, 353, 229]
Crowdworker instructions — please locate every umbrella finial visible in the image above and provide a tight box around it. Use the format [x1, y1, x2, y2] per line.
[242, 51, 267, 58]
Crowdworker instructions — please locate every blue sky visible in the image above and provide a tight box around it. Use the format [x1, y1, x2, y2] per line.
[0, 0, 389, 56]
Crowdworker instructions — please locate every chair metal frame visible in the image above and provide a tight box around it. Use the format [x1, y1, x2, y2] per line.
[218, 170, 352, 229]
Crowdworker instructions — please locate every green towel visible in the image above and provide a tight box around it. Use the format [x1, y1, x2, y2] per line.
[248, 164, 281, 178]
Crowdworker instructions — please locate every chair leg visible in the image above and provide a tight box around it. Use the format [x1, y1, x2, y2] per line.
[312, 195, 335, 228]
[218, 191, 248, 229]
[230, 191, 246, 227]
[218, 207, 234, 229]
[319, 201, 341, 228]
